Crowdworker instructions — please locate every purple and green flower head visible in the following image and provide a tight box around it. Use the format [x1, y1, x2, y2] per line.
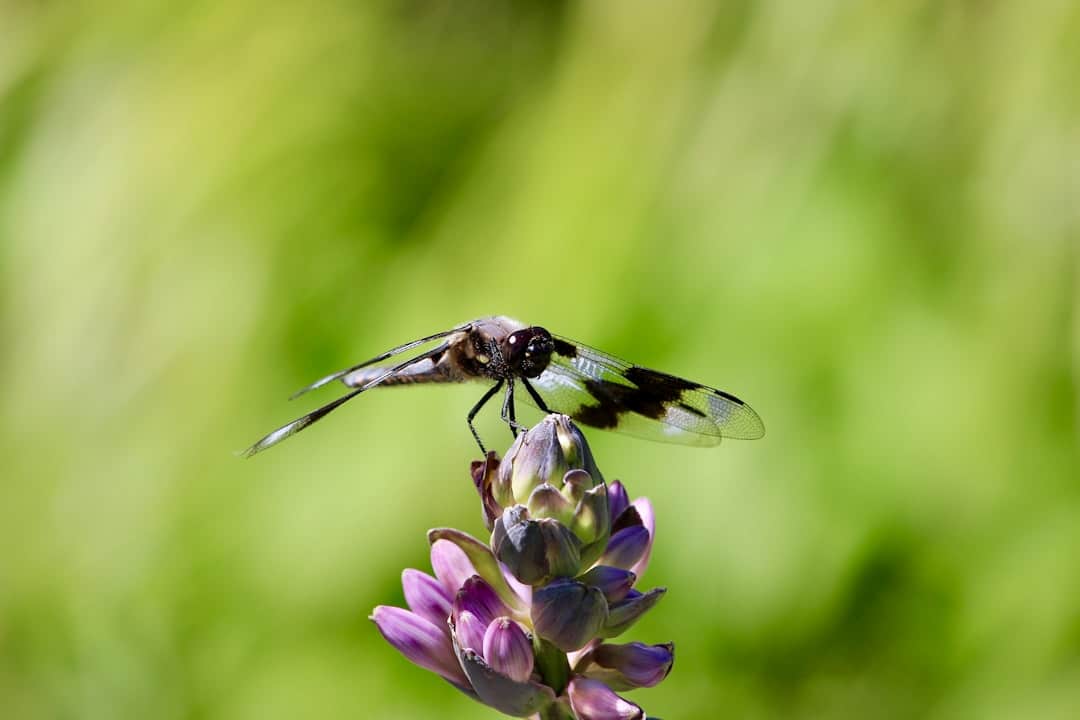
[372, 415, 672, 719]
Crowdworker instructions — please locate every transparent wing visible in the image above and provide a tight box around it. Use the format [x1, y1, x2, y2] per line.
[524, 336, 765, 446]
[289, 322, 472, 399]
[241, 341, 451, 457]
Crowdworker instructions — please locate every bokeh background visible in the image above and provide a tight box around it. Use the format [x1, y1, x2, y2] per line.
[1, 1, 1077, 718]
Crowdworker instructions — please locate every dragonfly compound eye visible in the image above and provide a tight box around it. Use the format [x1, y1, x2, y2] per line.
[527, 332, 554, 359]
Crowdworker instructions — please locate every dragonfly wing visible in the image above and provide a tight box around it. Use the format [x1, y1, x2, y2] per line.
[523, 336, 764, 446]
[242, 342, 452, 457]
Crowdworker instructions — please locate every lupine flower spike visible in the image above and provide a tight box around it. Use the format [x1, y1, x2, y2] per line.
[372, 414, 673, 719]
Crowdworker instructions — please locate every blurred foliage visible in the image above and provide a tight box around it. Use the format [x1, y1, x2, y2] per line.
[1, 1, 1078, 718]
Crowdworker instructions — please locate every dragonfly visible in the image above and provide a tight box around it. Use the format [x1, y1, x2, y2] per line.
[242, 316, 765, 457]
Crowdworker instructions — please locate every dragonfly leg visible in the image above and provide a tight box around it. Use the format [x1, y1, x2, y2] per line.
[501, 377, 530, 438]
[467, 379, 503, 454]
[521, 377, 553, 413]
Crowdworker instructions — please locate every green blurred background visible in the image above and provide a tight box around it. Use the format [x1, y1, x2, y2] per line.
[1, 1, 1077, 718]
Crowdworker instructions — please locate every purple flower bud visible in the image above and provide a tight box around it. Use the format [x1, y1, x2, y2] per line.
[567, 677, 644, 720]
[600, 587, 667, 639]
[491, 506, 582, 585]
[607, 480, 630, 523]
[451, 575, 513, 654]
[370, 606, 467, 687]
[454, 609, 488, 654]
[531, 579, 608, 652]
[600, 525, 651, 571]
[577, 566, 636, 603]
[574, 641, 675, 690]
[497, 415, 603, 503]
[401, 569, 452, 631]
[453, 576, 511, 629]
[483, 617, 534, 683]
[500, 420, 569, 502]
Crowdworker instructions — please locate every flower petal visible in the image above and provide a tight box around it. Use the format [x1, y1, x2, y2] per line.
[483, 617, 534, 683]
[453, 632, 556, 717]
[628, 498, 655, 580]
[430, 539, 477, 596]
[471, 452, 505, 530]
[600, 525, 650, 571]
[567, 677, 643, 720]
[566, 639, 600, 671]
[429, 528, 524, 611]
[575, 641, 674, 690]
[607, 480, 630, 524]
[577, 566, 636, 603]
[402, 569, 452, 631]
[370, 606, 467, 686]
[502, 564, 533, 608]
[600, 588, 667, 639]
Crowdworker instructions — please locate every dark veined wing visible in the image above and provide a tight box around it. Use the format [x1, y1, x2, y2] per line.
[523, 336, 765, 446]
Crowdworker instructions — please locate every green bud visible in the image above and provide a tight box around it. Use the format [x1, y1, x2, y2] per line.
[498, 415, 604, 504]
[569, 483, 610, 546]
[527, 484, 575, 525]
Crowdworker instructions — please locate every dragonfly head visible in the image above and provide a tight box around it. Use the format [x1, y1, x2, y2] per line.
[505, 326, 554, 378]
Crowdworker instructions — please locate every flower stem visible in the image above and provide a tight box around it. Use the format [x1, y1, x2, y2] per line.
[537, 699, 575, 720]
[532, 636, 571, 696]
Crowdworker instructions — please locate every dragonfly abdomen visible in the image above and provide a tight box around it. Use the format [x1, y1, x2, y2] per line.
[342, 359, 453, 389]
